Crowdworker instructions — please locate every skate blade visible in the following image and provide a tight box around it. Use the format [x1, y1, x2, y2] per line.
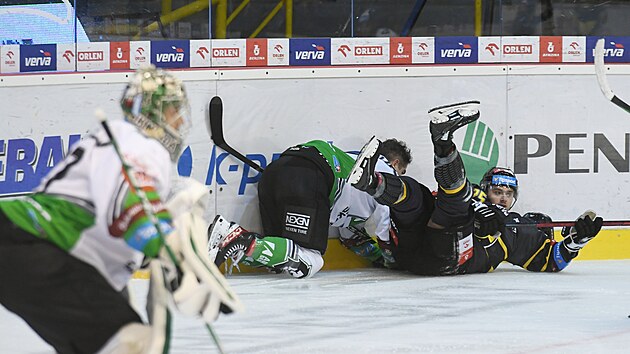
[428, 100, 481, 123]
[348, 137, 380, 185]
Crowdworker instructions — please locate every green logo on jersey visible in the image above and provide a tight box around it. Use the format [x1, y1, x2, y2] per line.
[457, 120, 500, 185]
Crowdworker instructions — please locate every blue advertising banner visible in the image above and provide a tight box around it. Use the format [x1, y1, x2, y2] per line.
[289, 38, 331, 66]
[20, 44, 56, 72]
[586, 36, 630, 63]
[435, 37, 478, 64]
[151, 40, 190, 68]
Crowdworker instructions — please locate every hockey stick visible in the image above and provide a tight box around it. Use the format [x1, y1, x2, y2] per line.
[506, 220, 630, 228]
[208, 96, 264, 173]
[594, 38, 630, 114]
[95, 110, 226, 354]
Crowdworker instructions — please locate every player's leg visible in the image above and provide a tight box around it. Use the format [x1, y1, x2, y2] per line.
[0, 212, 142, 354]
[208, 215, 323, 278]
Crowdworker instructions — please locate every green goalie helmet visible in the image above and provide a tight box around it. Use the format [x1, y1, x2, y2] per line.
[120, 65, 190, 162]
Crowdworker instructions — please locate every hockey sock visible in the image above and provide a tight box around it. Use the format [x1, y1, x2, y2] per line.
[372, 172, 406, 206]
[552, 242, 575, 271]
[433, 139, 455, 158]
[434, 150, 466, 192]
[242, 236, 299, 268]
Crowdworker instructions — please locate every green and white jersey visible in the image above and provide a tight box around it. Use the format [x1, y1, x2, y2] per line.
[0, 120, 173, 291]
[300, 140, 355, 204]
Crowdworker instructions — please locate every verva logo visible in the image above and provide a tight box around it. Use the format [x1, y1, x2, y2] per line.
[78, 51, 104, 62]
[440, 43, 472, 58]
[354, 45, 382, 56]
[196, 46, 209, 59]
[110, 42, 130, 69]
[390, 37, 411, 64]
[213, 48, 239, 58]
[295, 44, 326, 60]
[605, 42, 625, 57]
[25, 50, 52, 66]
[540, 36, 562, 62]
[485, 43, 500, 56]
[156, 46, 185, 63]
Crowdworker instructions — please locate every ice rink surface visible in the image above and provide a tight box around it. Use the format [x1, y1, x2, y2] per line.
[2, 260, 630, 354]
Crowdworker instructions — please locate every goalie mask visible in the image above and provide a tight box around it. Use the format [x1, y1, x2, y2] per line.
[120, 66, 190, 162]
[480, 167, 518, 209]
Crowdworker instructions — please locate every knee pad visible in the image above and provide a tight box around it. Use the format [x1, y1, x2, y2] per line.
[373, 172, 404, 206]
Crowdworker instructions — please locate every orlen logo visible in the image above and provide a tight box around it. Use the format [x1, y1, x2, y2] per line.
[416, 42, 430, 57]
[25, 50, 52, 66]
[135, 47, 147, 62]
[441, 43, 472, 58]
[605, 42, 625, 57]
[196, 46, 209, 59]
[338, 44, 351, 57]
[5, 50, 16, 65]
[78, 51, 103, 61]
[213, 48, 239, 58]
[156, 46, 185, 62]
[272, 44, 285, 59]
[485, 43, 500, 56]
[503, 44, 532, 54]
[568, 41, 581, 54]
[295, 44, 326, 60]
[355, 45, 382, 56]
[62, 50, 74, 63]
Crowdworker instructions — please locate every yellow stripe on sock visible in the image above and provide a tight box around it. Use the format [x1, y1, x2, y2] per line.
[393, 181, 407, 204]
[440, 181, 466, 195]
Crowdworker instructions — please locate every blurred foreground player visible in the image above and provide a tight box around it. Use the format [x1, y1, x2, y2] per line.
[0, 66, 241, 354]
[348, 101, 603, 276]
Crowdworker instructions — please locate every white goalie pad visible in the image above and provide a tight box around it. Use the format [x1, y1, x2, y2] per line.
[161, 193, 244, 323]
[166, 177, 209, 218]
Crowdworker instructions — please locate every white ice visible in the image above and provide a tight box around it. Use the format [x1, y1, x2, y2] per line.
[2, 260, 630, 354]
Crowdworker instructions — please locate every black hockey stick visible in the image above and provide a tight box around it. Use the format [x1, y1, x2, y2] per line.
[594, 38, 630, 114]
[207, 96, 264, 173]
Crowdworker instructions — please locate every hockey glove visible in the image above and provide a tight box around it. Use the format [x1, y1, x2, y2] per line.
[562, 211, 603, 252]
[159, 179, 244, 324]
[473, 201, 507, 236]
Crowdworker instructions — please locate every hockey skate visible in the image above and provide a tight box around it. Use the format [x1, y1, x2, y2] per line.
[429, 100, 481, 142]
[207, 215, 256, 272]
[347, 136, 381, 192]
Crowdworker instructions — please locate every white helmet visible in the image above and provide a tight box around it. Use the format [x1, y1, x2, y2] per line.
[120, 66, 190, 161]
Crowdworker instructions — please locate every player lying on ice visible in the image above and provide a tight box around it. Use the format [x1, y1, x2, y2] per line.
[207, 139, 410, 278]
[345, 101, 604, 275]
[0, 66, 241, 354]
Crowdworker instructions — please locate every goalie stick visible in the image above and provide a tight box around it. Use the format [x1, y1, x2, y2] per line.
[208, 96, 264, 173]
[96, 109, 227, 354]
[594, 38, 630, 114]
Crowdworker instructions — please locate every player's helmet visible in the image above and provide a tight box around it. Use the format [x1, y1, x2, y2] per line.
[523, 212, 554, 240]
[480, 167, 519, 205]
[120, 66, 190, 161]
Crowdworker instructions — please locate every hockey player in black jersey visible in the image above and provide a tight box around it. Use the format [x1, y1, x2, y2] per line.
[348, 101, 604, 276]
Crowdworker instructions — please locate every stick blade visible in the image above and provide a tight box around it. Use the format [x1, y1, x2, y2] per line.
[594, 38, 615, 101]
[208, 96, 225, 145]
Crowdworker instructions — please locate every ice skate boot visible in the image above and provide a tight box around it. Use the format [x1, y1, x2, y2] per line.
[207, 215, 256, 272]
[429, 100, 480, 143]
[348, 136, 382, 193]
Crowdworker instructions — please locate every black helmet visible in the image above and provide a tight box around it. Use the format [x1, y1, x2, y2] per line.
[523, 212, 554, 240]
[480, 167, 519, 200]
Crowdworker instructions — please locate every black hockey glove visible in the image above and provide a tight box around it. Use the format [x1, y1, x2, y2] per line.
[564, 214, 603, 252]
[473, 201, 508, 236]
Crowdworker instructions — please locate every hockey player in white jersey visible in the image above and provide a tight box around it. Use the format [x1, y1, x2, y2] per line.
[0, 66, 241, 354]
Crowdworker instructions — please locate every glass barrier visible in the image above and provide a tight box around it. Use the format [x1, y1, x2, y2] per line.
[2, 0, 629, 45]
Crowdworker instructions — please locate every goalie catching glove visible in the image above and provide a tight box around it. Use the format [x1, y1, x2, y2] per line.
[156, 178, 244, 323]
